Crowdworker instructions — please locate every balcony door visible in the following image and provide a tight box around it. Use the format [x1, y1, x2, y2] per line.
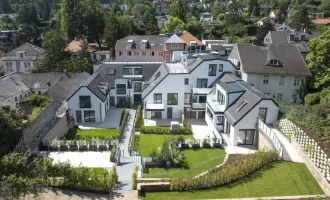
[258, 108, 267, 122]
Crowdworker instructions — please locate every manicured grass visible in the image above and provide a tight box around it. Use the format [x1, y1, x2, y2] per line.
[140, 162, 324, 200]
[143, 148, 226, 179]
[65, 128, 119, 139]
[137, 134, 191, 156]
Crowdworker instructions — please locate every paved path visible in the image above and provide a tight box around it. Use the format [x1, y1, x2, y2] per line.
[272, 128, 303, 162]
[112, 109, 140, 198]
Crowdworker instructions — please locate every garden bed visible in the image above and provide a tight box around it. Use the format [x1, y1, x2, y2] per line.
[139, 162, 324, 199]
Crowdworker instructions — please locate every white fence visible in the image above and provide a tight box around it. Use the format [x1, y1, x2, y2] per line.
[258, 119, 283, 158]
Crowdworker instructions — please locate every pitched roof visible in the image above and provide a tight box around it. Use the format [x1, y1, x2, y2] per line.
[312, 18, 330, 25]
[165, 34, 185, 44]
[180, 31, 204, 46]
[235, 43, 311, 76]
[216, 73, 275, 125]
[142, 63, 169, 99]
[267, 31, 321, 43]
[44, 72, 90, 101]
[96, 61, 162, 88]
[18, 73, 65, 89]
[0, 76, 29, 100]
[81, 72, 107, 101]
[115, 35, 166, 50]
[65, 40, 97, 53]
[5, 43, 45, 56]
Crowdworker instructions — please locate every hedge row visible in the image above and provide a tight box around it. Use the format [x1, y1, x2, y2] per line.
[141, 125, 192, 135]
[171, 150, 278, 191]
[135, 105, 144, 130]
[118, 110, 129, 141]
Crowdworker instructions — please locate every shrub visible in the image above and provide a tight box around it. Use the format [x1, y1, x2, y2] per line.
[26, 93, 51, 107]
[171, 150, 278, 191]
[305, 93, 320, 106]
[73, 123, 79, 129]
[141, 126, 171, 134]
[132, 166, 139, 190]
[118, 110, 129, 141]
[135, 105, 144, 130]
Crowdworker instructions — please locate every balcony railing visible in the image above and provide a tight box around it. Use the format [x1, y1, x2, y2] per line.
[190, 99, 206, 110]
[167, 100, 178, 105]
[207, 95, 225, 113]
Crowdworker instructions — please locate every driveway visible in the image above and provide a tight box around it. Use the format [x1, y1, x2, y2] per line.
[79, 107, 125, 128]
[186, 118, 213, 140]
[45, 152, 115, 168]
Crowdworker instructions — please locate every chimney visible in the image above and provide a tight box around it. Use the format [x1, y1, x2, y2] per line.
[289, 32, 295, 41]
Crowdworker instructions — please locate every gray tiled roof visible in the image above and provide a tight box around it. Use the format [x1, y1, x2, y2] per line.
[0, 76, 29, 100]
[96, 62, 162, 87]
[5, 43, 45, 56]
[236, 43, 311, 76]
[18, 73, 65, 89]
[267, 31, 321, 44]
[115, 35, 166, 50]
[82, 72, 107, 101]
[44, 72, 90, 101]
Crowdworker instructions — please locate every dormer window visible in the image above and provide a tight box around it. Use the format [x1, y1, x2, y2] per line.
[269, 60, 280, 66]
[106, 68, 115, 75]
[142, 40, 148, 48]
[236, 100, 248, 111]
[127, 40, 135, 49]
[190, 41, 196, 46]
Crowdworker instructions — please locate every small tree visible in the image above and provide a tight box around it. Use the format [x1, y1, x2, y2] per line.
[126, 95, 132, 108]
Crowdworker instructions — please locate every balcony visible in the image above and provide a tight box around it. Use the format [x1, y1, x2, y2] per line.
[192, 87, 212, 95]
[145, 103, 165, 111]
[207, 94, 225, 113]
[190, 99, 206, 110]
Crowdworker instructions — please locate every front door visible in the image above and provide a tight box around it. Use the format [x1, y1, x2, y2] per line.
[110, 97, 115, 106]
[258, 108, 267, 122]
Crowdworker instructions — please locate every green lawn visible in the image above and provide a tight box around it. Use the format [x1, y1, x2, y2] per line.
[137, 134, 191, 156]
[143, 148, 226, 179]
[65, 128, 119, 139]
[140, 162, 324, 200]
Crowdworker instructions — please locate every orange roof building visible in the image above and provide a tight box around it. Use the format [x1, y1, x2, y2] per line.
[312, 18, 330, 25]
[65, 40, 97, 53]
[180, 31, 211, 51]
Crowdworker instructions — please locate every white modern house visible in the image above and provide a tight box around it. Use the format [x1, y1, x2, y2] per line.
[142, 54, 237, 119]
[200, 13, 213, 22]
[2, 43, 45, 74]
[67, 73, 110, 123]
[206, 73, 279, 146]
[228, 44, 311, 103]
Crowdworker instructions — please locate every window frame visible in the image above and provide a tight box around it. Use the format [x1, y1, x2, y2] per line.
[76, 110, 82, 122]
[218, 64, 223, 72]
[154, 93, 162, 104]
[216, 116, 224, 125]
[208, 64, 217, 76]
[184, 78, 189, 85]
[171, 43, 179, 49]
[196, 79, 208, 88]
[263, 75, 269, 85]
[279, 76, 285, 85]
[79, 96, 91, 108]
[84, 110, 95, 122]
[184, 93, 191, 104]
[277, 93, 283, 100]
[116, 84, 127, 95]
[294, 76, 300, 86]
[167, 93, 178, 105]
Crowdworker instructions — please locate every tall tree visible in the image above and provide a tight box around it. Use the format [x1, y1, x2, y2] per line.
[118, 15, 135, 38]
[104, 11, 120, 50]
[319, 0, 330, 17]
[161, 16, 186, 33]
[211, 3, 225, 19]
[277, 1, 289, 24]
[256, 20, 274, 40]
[291, 5, 312, 30]
[60, 0, 84, 40]
[142, 8, 159, 35]
[12, 24, 40, 47]
[248, 0, 260, 17]
[82, 0, 105, 47]
[187, 21, 204, 39]
[0, 0, 12, 14]
[41, 29, 69, 72]
[16, 3, 39, 25]
[306, 27, 330, 90]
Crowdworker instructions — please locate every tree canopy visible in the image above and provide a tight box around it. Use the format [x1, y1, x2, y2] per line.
[161, 16, 186, 33]
[290, 5, 312, 30]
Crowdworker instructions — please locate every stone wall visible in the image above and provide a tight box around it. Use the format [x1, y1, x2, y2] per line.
[43, 113, 71, 141]
[258, 130, 276, 151]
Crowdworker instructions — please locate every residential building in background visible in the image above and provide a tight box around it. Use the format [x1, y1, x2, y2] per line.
[200, 13, 213, 22]
[206, 73, 278, 146]
[2, 43, 45, 75]
[228, 43, 311, 103]
[142, 54, 237, 119]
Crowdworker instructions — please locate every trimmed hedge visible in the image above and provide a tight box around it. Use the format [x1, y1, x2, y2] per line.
[141, 125, 192, 135]
[171, 150, 278, 191]
[118, 110, 129, 141]
[135, 105, 144, 130]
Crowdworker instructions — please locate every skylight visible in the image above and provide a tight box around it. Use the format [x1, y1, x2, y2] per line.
[154, 72, 161, 81]
[236, 100, 248, 111]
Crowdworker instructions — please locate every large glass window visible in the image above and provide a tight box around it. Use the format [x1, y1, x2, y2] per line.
[134, 68, 143, 75]
[209, 64, 217, 76]
[154, 93, 162, 104]
[84, 111, 95, 122]
[151, 111, 162, 118]
[216, 116, 224, 125]
[117, 96, 126, 107]
[238, 130, 255, 145]
[294, 76, 300, 86]
[116, 84, 126, 94]
[217, 92, 225, 105]
[196, 79, 208, 88]
[76, 111, 82, 122]
[134, 82, 142, 92]
[79, 96, 91, 108]
[123, 68, 133, 75]
[199, 96, 206, 103]
[167, 93, 178, 105]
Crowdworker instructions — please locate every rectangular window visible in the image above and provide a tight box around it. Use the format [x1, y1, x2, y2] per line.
[208, 64, 217, 76]
[294, 76, 300, 86]
[159, 52, 163, 56]
[79, 96, 91, 108]
[128, 51, 131, 56]
[238, 130, 255, 145]
[279, 76, 285, 85]
[184, 93, 191, 104]
[151, 111, 162, 118]
[263, 75, 269, 84]
[123, 68, 133, 75]
[84, 111, 95, 122]
[258, 108, 267, 122]
[207, 107, 213, 120]
[217, 92, 225, 105]
[218, 64, 223, 72]
[167, 93, 178, 105]
[184, 78, 189, 85]
[196, 79, 208, 88]
[292, 94, 298, 103]
[154, 93, 162, 104]
[142, 52, 146, 56]
[106, 68, 115, 75]
[116, 84, 126, 94]
[134, 52, 139, 56]
[150, 52, 154, 56]
[134, 82, 142, 92]
[134, 68, 143, 75]
[119, 51, 122, 56]
[167, 107, 172, 118]
[216, 116, 224, 125]
[117, 96, 126, 107]
[24, 62, 31, 72]
[76, 111, 82, 122]
[171, 44, 179, 49]
[277, 93, 283, 100]
[199, 96, 206, 103]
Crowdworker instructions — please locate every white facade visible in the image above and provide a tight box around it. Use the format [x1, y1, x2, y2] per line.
[67, 87, 110, 123]
[241, 72, 305, 103]
[200, 13, 213, 22]
[142, 58, 237, 119]
[3, 53, 40, 74]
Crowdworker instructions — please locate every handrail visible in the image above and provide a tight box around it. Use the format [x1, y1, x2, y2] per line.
[257, 118, 283, 158]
